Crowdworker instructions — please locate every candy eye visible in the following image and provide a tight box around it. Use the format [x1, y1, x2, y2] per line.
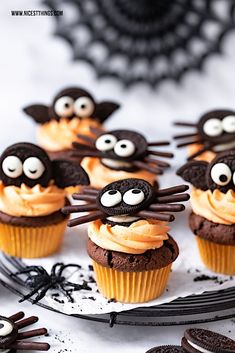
[123, 189, 145, 206]
[100, 190, 122, 207]
[96, 134, 117, 151]
[54, 96, 74, 117]
[23, 157, 45, 179]
[211, 163, 232, 186]
[114, 139, 136, 157]
[203, 119, 223, 137]
[74, 97, 95, 118]
[222, 115, 235, 133]
[2, 156, 23, 178]
[0, 320, 13, 337]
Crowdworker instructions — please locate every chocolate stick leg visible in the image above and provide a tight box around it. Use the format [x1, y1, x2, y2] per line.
[9, 341, 50, 351]
[8, 311, 25, 322]
[16, 316, 38, 329]
[17, 328, 48, 340]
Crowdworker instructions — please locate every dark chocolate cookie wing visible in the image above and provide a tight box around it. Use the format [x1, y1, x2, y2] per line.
[93, 101, 120, 123]
[23, 104, 51, 124]
[52, 160, 90, 188]
[177, 161, 208, 190]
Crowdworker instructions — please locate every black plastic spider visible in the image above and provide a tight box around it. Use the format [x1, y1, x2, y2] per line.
[12, 263, 91, 304]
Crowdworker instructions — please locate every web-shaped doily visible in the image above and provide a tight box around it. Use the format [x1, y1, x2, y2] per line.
[45, 0, 235, 87]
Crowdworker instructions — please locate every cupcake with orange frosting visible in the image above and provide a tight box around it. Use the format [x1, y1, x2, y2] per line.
[71, 129, 173, 188]
[62, 178, 189, 303]
[0, 142, 89, 258]
[174, 110, 235, 162]
[177, 150, 235, 275]
[23, 87, 119, 160]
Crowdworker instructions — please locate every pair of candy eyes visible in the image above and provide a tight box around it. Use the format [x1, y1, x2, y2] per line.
[2, 156, 45, 179]
[211, 163, 235, 186]
[96, 134, 136, 157]
[54, 96, 94, 118]
[0, 320, 13, 337]
[100, 188, 145, 207]
[203, 116, 235, 137]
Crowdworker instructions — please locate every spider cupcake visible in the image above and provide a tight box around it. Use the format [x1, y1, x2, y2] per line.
[177, 150, 235, 275]
[71, 128, 173, 188]
[23, 87, 119, 159]
[0, 311, 49, 352]
[0, 142, 89, 258]
[174, 110, 235, 161]
[62, 179, 189, 303]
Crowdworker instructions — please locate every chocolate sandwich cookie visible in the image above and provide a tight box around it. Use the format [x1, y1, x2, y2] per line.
[174, 110, 235, 160]
[0, 311, 50, 352]
[146, 346, 185, 353]
[182, 328, 235, 353]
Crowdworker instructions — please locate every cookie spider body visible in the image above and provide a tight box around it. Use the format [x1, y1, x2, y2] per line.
[174, 110, 235, 160]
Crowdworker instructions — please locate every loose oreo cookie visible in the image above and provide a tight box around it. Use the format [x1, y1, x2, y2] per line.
[182, 328, 235, 353]
[146, 346, 185, 353]
[0, 142, 90, 188]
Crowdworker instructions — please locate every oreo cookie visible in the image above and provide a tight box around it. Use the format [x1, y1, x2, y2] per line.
[182, 328, 235, 353]
[146, 346, 185, 353]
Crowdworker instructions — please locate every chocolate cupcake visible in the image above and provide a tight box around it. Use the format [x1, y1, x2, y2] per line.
[71, 128, 173, 188]
[0, 311, 50, 352]
[174, 110, 235, 161]
[63, 178, 189, 303]
[0, 142, 89, 258]
[181, 328, 235, 353]
[177, 150, 235, 274]
[23, 87, 119, 160]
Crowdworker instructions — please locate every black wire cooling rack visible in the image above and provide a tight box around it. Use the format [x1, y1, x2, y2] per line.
[44, 0, 235, 87]
[0, 252, 235, 327]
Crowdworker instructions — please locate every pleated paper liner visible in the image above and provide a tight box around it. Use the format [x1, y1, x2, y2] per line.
[93, 261, 172, 303]
[0, 220, 67, 258]
[196, 236, 235, 275]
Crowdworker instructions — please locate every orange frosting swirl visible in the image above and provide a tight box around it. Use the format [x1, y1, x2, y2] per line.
[88, 219, 169, 254]
[37, 117, 102, 151]
[188, 143, 216, 162]
[0, 182, 66, 217]
[191, 188, 235, 225]
[81, 157, 157, 188]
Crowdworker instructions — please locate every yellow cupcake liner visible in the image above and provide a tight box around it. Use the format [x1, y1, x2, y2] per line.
[93, 261, 172, 303]
[0, 220, 67, 258]
[196, 236, 235, 275]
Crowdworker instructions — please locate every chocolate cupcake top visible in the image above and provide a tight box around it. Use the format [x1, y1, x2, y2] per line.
[182, 328, 235, 353]
[0, 143, 89, 218]
[0, 311, 50, 351]
[63, 179, 189, 254]
[23, 87, 120, 124]
[72, 128, 173, 174]
[174, 110, 235, 160]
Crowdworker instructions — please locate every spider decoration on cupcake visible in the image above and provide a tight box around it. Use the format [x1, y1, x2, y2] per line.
[71, 129, 174, 175]
[0, 311, 49, 351]
[173, 110, 235, 160]
[12, 263, 91, 304]
[62, 178, 190, 227]
[23, 87, 119, 125]
[177, 150, 235, 193]
[0, 142, 90, 188]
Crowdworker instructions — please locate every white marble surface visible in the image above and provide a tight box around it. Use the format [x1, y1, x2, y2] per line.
[0, 1, 235, 352]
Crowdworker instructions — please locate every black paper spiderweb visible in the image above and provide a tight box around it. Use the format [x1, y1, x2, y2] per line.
[44, 0, 235, 87]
